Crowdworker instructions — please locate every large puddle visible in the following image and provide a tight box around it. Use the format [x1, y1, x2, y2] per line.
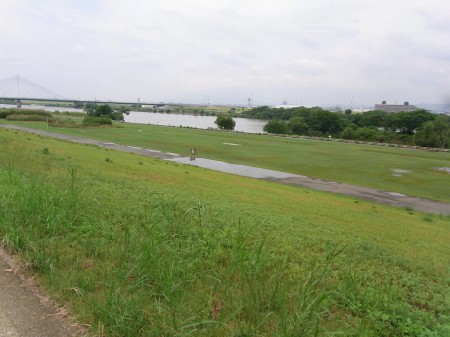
[169, 157, 300, 179]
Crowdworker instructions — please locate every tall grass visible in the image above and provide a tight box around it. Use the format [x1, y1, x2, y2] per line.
[0, 164, 340, 336]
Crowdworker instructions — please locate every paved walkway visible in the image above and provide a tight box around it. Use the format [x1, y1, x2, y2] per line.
[0, 249, 83, 337]
[1, 124, 449, 215]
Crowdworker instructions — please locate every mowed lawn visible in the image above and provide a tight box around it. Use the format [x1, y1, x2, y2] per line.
[2, 119, 449, 202]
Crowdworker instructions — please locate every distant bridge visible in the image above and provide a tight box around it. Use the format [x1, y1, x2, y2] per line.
[0, 96, 162, 106]
[0, 75, 164, 107]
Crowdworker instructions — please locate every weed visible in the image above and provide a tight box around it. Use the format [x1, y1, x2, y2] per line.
[422, 215, 433, 222]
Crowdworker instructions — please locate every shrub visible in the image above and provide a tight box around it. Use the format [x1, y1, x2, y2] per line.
[49, 119, 78, 128]
[215, 114, 236, 130]
[82, 116, 112, 126]
[6, 114, 52, 122]
[288, 117, 309, 134]
[0, 109, 52, 119]
[0, 109, 9, 119]
[341, 127, 356, 139]
[263, 119, 289, 134]
[354, 127, 381, 141]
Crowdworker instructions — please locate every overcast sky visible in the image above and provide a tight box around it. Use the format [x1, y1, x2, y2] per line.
[1, 0, 449, 107]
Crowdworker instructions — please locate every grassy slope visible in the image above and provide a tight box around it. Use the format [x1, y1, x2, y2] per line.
[0, 127, 449, 336]
[1, 119, 449, 202]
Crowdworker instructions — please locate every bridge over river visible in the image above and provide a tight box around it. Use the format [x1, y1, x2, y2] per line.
[0, 75, 186, 108]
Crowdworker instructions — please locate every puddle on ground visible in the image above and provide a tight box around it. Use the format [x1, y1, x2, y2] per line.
[387, 192, 406, 197]
[168, 157, 299, 179]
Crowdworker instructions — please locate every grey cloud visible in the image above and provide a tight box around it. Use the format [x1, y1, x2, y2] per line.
[0, 0, 449, 105]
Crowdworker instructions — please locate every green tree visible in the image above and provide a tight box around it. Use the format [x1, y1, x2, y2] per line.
[215, 115, 236, 130]
[83, 104, 128, 122]
[263, 120, 289, 134]
[113, 106, 131, 121]
[95, 104, 113, 118]
[414, 121, 439, 147]
[354, 127, 381, 141]
[386, 110, 435, 134]
[83, 104, 128, 125]
[360, 110, 387, 128]
[288, 117, 308, 134]
[316, 110, 343, 134]
[433, 115, 450, 148]
[341, 126, 356, 139]
[84, 103, 97, 116]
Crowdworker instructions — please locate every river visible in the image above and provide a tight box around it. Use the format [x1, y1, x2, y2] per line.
[0, 104, 266, 133]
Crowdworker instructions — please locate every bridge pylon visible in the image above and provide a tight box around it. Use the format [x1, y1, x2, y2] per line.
[0, 75, 64, 100]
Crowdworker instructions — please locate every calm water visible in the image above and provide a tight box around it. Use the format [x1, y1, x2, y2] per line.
[0, 103, 84, 113]
[0, 104, 267, 133]
[125, 111, 266, 133]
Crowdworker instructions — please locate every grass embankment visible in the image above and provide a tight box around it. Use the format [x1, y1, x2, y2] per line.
[0, 127, 449, 336]
[1, 119, 450, 202]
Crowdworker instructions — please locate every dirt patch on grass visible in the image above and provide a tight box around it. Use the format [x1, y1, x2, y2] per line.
[391, 169, 412, 177]
[436, 167, 450, 174]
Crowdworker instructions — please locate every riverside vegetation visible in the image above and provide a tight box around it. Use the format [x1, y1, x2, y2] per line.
[241, 106, 450, 149]
[0, 127, 449, 336]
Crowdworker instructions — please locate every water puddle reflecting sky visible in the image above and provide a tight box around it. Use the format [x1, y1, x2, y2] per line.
[169, 157, 299, 179]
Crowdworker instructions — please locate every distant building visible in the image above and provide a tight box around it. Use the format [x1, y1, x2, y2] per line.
[273, 104, 301, 109]
[351, 108, 370, 114]
[273, 100, 301, 109]
[374, 101, 417, 112]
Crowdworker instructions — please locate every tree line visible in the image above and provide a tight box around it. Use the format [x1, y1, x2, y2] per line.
[82, 104, 130, 126]
[239, 106, 450, 148]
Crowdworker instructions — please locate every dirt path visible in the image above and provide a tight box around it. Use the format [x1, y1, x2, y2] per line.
[1, 124, 449, 215]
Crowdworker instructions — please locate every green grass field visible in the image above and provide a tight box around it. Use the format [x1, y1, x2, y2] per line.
[1, 119, 450, 202]
[0, 127, 449, 336]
